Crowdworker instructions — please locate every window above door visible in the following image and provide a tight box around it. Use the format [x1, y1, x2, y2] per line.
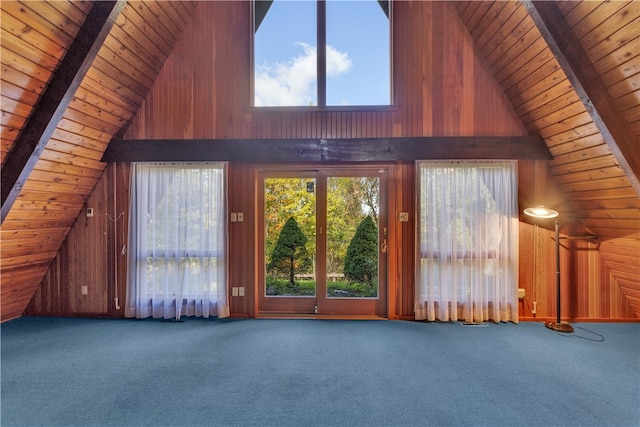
[253, 0, 391, 108]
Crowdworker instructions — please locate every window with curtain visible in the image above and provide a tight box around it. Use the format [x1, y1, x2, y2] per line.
[415, 161, 519, 323]
[125, 163, 229, 320]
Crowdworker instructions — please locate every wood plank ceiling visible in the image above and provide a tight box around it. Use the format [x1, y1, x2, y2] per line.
[1, 0, 639, 320]
[1, 1, 198, 320]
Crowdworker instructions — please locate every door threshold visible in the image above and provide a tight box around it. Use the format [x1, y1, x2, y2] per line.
[256, 313, 388, 320]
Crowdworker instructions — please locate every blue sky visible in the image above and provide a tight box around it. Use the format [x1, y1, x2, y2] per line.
[254, 0, 390, 106]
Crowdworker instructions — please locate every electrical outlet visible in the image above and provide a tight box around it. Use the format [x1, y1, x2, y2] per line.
[518, 288, 525, 299]
[86, 208, 94, 218]
[399, 212, 409, 222]
[237, 212, 244, 222]
[230, 212, 237, 222]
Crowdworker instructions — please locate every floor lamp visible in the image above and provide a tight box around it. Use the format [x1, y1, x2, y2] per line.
[523, 206, 574, 333]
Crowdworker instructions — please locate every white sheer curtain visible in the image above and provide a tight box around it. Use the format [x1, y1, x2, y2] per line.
[415, 161, 519, 323]
[125, 162, 229, 320]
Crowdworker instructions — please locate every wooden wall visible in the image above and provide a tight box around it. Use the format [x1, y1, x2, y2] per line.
[25, 1, 639, 321]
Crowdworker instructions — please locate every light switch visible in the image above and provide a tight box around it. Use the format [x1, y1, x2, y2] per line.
[238, 287, 245, 297]
[232, 287, 239, 296]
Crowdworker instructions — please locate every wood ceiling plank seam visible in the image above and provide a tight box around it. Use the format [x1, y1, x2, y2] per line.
[467, 1, 495, 35]
[0, 48, 53, 88]
[125, 2, 174, 58]
[544, 122, 601, 147]
[18, 0, 85, 41]
[504, 56, 559, 97]
[585, 19, 640, 68]
[46, 0, 93, 27]
[475, 2, 529, 65]
[593, 34, 640, 77]
[0, 79, 40, 106]
[566, 187, 638, 201]
[513, 73, 573, 114]
[58, 110, 117, 140]
[28, 168, 99, 187]
[165, 0, 191, 27]
[483, 10, 533, 68]
[553, 166, 627, 185]
[529, 103, 591, 131]
[523, 99, 587, 131]
[495, 38, 552, 87]
[1, 94, 36, 119]
[100, 37, 158, 86]
[38, 150, 106, 172]
[50, 131, 109, 154]
[568, 1, 632, 42]
[83, 67, 145, 107]
[45, 140, 109, 163]
[5, 201, 85, 214]
[80, 75, 139, 115]
[499, 45, 555, 93]
[73, 85, 137, 119]
[0, 217, 76, 230]
[137, 1, 182, 47]
[107, 23, 164, 72]
[550, 142, 611, 166]
[551, 156, 621, 176]
[64, 104, 127, 134]
[0, 65, 46, 96]
[490, 21, 541, 77]
[0, 9, 67, 60]
[11, 190, 87, 204]
[35, 154, 106, 175]
[599, 53, 640, 88]
[457, 1, 481, 26]
[0, 28, 60, 71]
[453, 1, 472, 20]
[555, 0, 584, 18]
[0, 252, 59, 268]
[91, 56, 150, 100]
[577, 2, 640, 53]
[471, 1, 514, 52]
[4, 1, 76, 47]
[147, 1, 183, 39]
[465, 1, 501, 42]
[95, 43, 156, 89]
[520, 89, 581, 122]
[114, 9, 168, 69]
[607, 74, 639, 101]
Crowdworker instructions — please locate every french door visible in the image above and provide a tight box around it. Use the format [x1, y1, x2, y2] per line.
[257, 166, 387, 317]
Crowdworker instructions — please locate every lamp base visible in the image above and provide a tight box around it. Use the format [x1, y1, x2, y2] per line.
[545, 321, 574, 333]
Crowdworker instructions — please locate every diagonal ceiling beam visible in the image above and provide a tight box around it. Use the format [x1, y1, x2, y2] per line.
[0, 0, 126, 223]
[523, 0, 640, 196]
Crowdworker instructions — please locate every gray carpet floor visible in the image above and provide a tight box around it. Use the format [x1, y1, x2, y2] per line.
[1, 317, 639, 427]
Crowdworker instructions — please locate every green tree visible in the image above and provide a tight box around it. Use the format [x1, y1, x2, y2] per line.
[344, 215, 378, 285]
[268, 217, 308, 287]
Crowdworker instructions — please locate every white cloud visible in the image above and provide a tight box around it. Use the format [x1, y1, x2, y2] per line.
[255, 43, 352, 106]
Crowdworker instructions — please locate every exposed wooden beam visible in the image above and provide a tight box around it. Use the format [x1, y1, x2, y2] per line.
[0, 0, 126, 223]
[101, 136, 552, 163]
[523, 0, 640, 196]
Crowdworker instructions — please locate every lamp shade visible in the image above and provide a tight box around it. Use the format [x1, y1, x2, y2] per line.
[523, 206, 559, 219]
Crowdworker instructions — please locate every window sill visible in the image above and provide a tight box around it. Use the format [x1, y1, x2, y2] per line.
[246, 105, 400, 114]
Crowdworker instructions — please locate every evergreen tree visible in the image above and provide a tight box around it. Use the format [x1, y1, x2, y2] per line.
[344, 215, 378, 285]
[268, 217, 308, 287]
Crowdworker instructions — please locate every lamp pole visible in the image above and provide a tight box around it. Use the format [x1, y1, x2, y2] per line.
[545, 220, 574, 333]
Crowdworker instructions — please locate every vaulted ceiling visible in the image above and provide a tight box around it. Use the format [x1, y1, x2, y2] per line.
[1, 1, 639, 320]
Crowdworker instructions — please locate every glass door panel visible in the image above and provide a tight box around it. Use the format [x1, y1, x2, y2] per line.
[326, 176, 379, 299]
[264, 177, 316, 297]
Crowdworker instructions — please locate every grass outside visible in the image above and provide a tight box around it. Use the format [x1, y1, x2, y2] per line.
[266, 278, 378, 297]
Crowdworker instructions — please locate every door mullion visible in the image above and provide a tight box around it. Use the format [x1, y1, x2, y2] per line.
[316, 172, 327, 314]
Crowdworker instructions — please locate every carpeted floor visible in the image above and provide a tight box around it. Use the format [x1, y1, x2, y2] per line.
[1, 316, 639, 427]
